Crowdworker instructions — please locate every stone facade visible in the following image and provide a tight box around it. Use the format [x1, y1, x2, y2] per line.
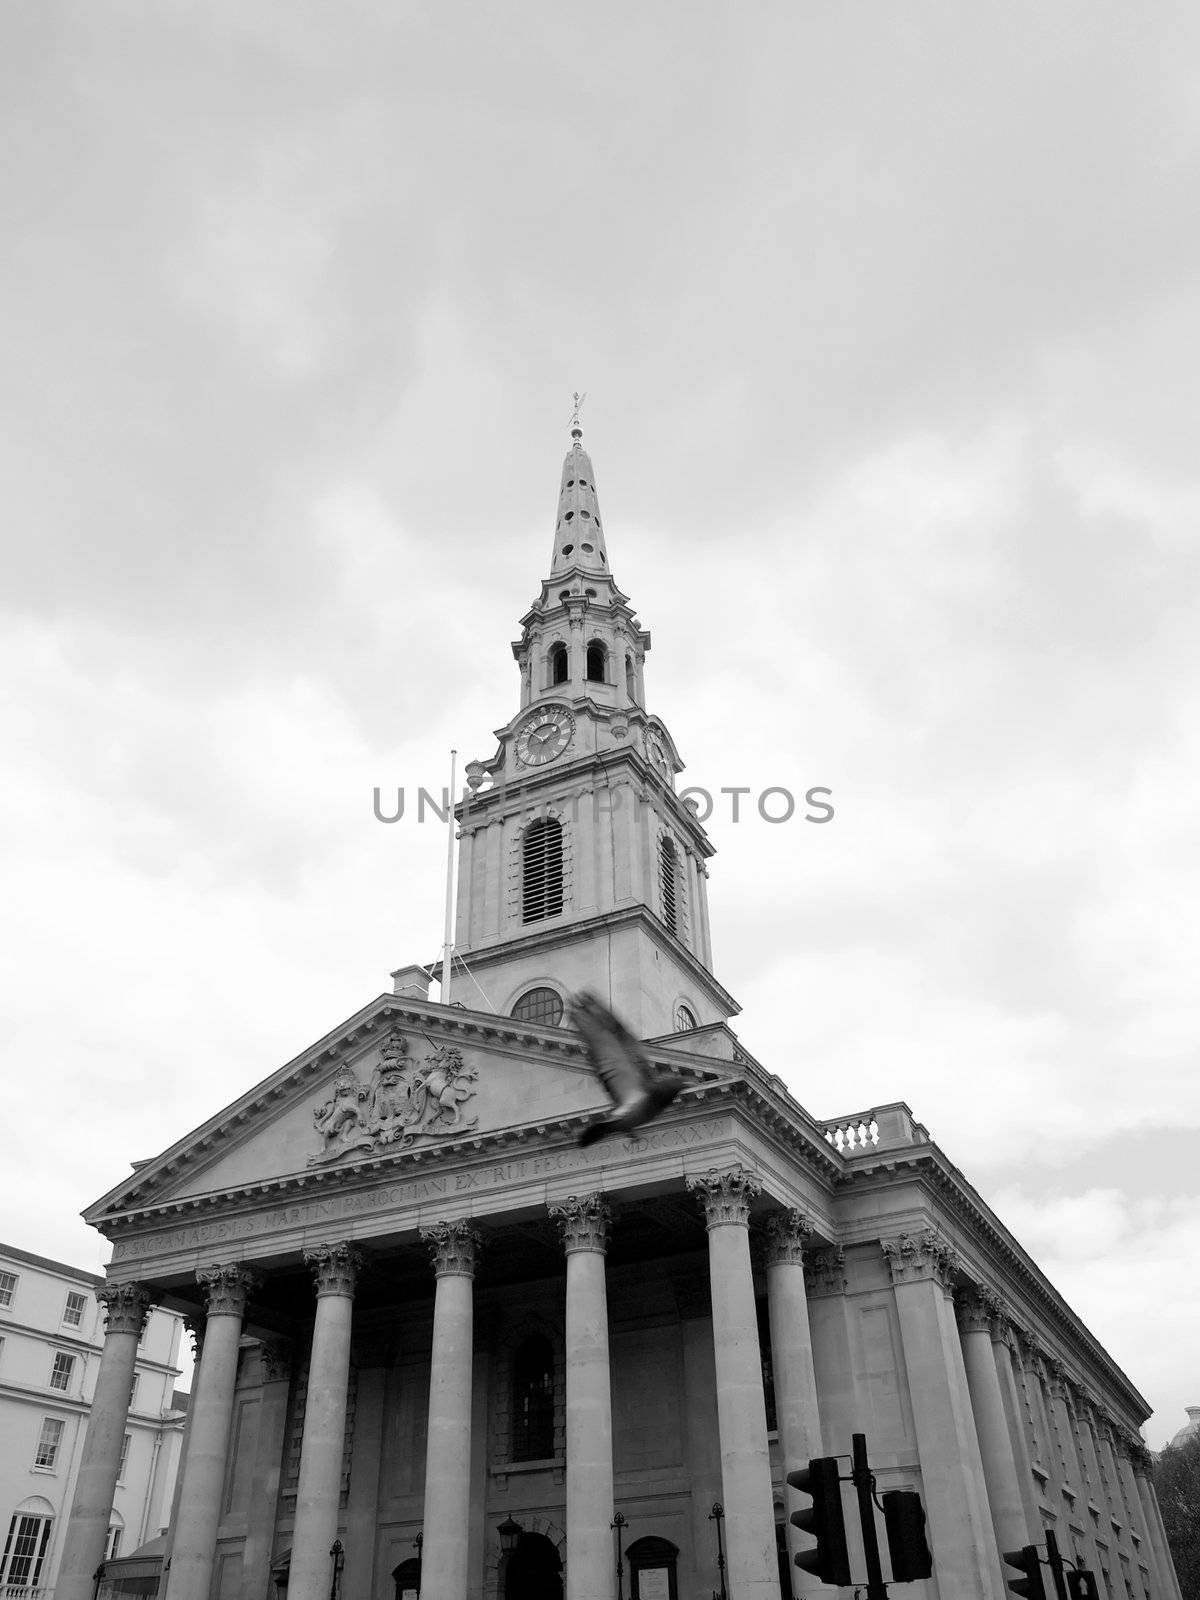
[60, 423, 1181, 1600]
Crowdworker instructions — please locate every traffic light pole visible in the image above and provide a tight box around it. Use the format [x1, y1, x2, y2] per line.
[851, 1434, 889, 1600]
[1043, 1532, 1068, 1600]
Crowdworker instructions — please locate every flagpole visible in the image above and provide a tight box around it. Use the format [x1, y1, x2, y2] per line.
[442, 748, 457, 1006]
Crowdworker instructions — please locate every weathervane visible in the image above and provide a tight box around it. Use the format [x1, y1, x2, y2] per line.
[569, 390, 587, 441]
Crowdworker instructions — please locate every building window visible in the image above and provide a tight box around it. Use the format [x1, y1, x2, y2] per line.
[49, 1352, 76, 1392]
[674, 1004, 697, 1033]
[33, 1417, 65, 1470]
[586, 641, 607, 682]
[0, 1270, 17, 1309]
[511, 987, 565, 1027]
[118, 1433, 131, 1481]
[522, 817, 564, 924]
[106, 1523, 123, 1560]
[659, 836, 683, 935]
[62, 1290, 88, 1328]
[0, 1514, 54, 1590]
[549, 642, 569, 685]
[511, 1335, 555, 1461]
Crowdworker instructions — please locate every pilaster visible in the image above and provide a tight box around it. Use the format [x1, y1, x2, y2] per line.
[955, 1288, 1032, 1555]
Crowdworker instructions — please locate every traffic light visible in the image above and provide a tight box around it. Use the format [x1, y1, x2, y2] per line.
[788, 1457, 851, 1588]
[881, 1490, 933, 1582]
[1003, 1546, 1048, 1600]
[1066, 1572, 1100, 1600]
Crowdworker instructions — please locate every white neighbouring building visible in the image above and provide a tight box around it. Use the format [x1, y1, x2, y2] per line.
[55, 419, 1180, 1600]
[0, 1243, 185, 1597]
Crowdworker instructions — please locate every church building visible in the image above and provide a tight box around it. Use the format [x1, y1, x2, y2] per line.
[55, 418, 1180, 1600]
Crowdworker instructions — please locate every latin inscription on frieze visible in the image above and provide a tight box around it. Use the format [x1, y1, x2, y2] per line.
[111, 1117, 729, 1263]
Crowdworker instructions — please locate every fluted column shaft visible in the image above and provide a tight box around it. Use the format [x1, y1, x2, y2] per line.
[420, 1222, 480, 1600]
[55, 1284, 153, 1600]
[289, 1246, 362, 1600]
[956, 1290, 1031, 1555]
[687, 1169, 779, 1600]
[763, 1212, 837, 1599]
[551, 1194, 616, 1600]
[165, 1264, 257, 1600]
[1114, 1438, 1154, 1592]
[1046, 1363, 1104, 1579]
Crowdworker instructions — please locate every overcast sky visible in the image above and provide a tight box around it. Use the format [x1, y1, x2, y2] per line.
[3, 2, 1198, 1447]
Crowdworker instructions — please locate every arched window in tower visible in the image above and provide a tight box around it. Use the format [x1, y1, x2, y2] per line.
[549, 642, 569, 686]
[511, 1334, 556, 1461]
[586, 640, 607, 683]
[659, 835, 684, 936]
[511, 987, 564, 1027]
[674, 1003, 697, 1033]
[625, 653, 636, 701]
[522, 817, 564, 923]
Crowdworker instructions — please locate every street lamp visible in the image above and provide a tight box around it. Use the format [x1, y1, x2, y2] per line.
[611, 1510, 628, 1600]
[498, 1517, 524, 1556]
[328, 1540, 345, 1600]
[709, 1503, 728, 1600]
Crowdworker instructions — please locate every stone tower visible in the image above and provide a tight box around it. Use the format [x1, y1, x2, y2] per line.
[445, 411, 738, 1036]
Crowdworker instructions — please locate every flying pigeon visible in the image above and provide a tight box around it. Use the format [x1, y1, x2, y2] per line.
[571, 991, 686, 1147]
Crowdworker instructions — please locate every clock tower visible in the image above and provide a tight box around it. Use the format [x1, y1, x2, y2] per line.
[441, 411, 739, 1037]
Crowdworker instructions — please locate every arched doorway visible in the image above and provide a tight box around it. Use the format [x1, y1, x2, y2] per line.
[628, 1536, 679, 1600]
[504, 1532, 563, 1600]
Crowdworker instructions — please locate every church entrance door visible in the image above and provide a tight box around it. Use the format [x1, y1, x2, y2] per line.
[504, 1532, 563, 1600]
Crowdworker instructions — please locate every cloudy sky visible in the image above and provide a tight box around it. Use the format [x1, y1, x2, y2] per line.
[3, 3, 1198, 1445]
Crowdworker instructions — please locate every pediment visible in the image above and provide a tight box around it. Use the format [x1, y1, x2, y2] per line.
[85, 993, 728, 1229]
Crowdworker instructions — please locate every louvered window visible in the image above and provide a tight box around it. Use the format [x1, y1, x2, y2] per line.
[549, 642, 568, 685]
[522, 818, 564, 923]
[659, 836, 683, 935]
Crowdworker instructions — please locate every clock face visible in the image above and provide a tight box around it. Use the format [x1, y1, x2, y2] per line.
[515, 709, 576, 767]
[647, 733, 670, 774]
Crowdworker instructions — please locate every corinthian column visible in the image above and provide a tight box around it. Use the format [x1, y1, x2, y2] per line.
[881, 1233, 1004, 1599]
[55, 1284, 153, 1600]
[1131, 1443, 1183, 1600]
[289, 1245, 363, 1600]
[165, 1264, 258, 1600]
[955, 1288, 1031, 1555]
[686, 1168, 779, 1600]
[419, 1221, 480, 1600]
[762, 1212, 837, 1597]
[550, 1193, 616, 1600]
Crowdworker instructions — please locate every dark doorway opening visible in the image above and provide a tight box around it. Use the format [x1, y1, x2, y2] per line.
[504, 1532, 563, 1600]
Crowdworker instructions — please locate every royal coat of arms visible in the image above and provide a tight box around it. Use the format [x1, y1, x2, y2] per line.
[310, 1031, 479, 1165]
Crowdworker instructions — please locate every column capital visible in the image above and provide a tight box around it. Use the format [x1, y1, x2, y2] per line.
[762, 1209, 813, 1267]
[549, 1191, 613, 1254]
[303, 1241, 363, 1298]
[1015, 1326, 1042, 1367]
[881, 1230, 960, 1295]
[1046, 1356, 1071, 1401]
[96, 1282, 153, 1337]
[803, 1246, 847, 1298]
[1129, 1439, 1154, 1477]
[258, 1340, 294, 1384]
[686, 1165, 761, 1227]
[954, 1284, 1004, 1336]
[196, 1262, 259, 1318]
[420, 1219, 481, 1278]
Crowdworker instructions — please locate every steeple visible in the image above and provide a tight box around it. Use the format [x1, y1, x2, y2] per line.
[442, 409, 740, 1039]
[550, 395, 611, 580]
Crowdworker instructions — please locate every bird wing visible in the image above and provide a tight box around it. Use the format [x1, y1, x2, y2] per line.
[570, 992, 653, 1109]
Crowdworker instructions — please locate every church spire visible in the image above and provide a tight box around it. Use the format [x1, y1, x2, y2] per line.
[550, 393, 611, 579]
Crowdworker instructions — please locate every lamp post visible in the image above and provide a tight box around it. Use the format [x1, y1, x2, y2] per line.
[709, 1503, 728, 1600]
[611, 1511, 628, 1600]
[328, 1540, 345, 1600]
